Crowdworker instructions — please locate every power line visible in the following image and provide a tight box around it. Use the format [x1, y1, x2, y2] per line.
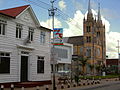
[23, 0, 50, 10]
[22, 0, 83, 30]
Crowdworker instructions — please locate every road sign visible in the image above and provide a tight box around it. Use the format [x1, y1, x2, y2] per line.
[53, 28, 63, 45]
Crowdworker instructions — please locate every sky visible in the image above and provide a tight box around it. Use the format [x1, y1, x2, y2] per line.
[0, 0, 120, 59]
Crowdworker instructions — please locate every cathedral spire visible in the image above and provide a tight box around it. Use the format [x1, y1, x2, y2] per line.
[98, 3, 101, 21]
[88, 0, 92, 14]
[87, 0, 93, 20]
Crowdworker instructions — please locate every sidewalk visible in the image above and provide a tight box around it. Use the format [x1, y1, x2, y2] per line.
[3, 78, 119, 90]
[65, 80, 120, 90]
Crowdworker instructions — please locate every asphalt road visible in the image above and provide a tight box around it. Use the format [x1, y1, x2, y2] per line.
[67, 81, 120, 90]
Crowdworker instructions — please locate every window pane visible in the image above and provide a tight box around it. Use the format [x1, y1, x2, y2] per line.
[16, 28, 18, 38]
[40, 31, 45, 43]
[28, 31, 30, 39]
[0, 57, 10, 73]
[2, 24, 5, 35]
[37, 60, 44, 73]
[0, 53, 4, 56]
[54, 48, 68, 58]
[19, 29, 21, 38]
[31, 32, 33, 41]
[6, 53, 10, 56]
[0, 24, 1, 34]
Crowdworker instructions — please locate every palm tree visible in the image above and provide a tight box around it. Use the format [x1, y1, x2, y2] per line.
[88, 64, 94, 75]
[72, 56, 88, 83]
[79, 57, 88, 75]
[95, 64, 101, 75]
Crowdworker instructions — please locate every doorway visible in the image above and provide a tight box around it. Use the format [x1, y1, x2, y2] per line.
[21, 56, 28, 82]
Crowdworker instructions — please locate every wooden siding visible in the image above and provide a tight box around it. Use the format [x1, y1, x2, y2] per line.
[0, 9, 51, 83]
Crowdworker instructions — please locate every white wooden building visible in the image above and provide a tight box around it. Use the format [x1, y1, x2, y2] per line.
[0, 5, 51, 84]
[51, 43, 73, 75]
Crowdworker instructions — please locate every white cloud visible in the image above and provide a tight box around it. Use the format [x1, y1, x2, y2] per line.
[40, 18, 62, 29]
[58, 0, 66, 10]
[64, 9, 118, 59]
[40, 9, 119, 59]
[106, 32, 120, 58]
[63, 10, 84, 37]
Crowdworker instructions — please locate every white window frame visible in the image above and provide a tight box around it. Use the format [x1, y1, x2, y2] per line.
[0, 52, 10, 74]
[16, 24, 23, 39]
[40, 31, 46, 44]
[28, 27, 34, 41]
[0, 20, 7, 35]
[37, 56, 44, 74]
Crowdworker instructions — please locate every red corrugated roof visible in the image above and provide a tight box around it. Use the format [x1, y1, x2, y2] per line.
[0, 5, 30, 18]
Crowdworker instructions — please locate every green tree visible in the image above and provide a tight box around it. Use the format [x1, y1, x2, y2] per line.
[72, 56, 88, 84]
[79, 57, 88, 76]
[89, 64, 94, 75]
[95, 64, 102, 75]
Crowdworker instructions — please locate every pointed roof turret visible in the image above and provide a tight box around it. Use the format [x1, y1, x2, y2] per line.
[88, 0, 92, 14]
[98, 3, 101, 21]
[87, 0, 93, 20]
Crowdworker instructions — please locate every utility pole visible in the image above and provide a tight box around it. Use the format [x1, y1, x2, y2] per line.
[48, 1, 57, 90]
[117, 40, 120, 73]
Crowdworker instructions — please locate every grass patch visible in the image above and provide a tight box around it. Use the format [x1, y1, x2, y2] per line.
[79, 75, 120, 80]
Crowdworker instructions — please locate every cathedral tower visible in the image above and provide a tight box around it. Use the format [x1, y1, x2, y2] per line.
[83, 0, 106, 73]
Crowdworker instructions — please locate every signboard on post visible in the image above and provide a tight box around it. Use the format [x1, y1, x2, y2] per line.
[53, 28, 63, 45]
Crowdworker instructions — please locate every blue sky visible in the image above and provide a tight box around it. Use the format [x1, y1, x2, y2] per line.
[0, 0, 120, 32]
[0, 0, 120, 58]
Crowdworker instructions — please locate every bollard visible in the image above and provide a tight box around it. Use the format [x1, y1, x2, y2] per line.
[78, 82, 81, 86]
[45, 85, 49, 90]
[95, 81, 97, 84]
[1, 85, 4, 90]
[87, 82, 90, 85]
[86, 79, 89, 85]
[21, 87, 24, 90]
[83, 83, 85, 86]
[36, 86, 40, 90]
[73, 83, 76, 87]
[55, 86, 57, 90]
[67, 83, 70, 88]
[98, 80, 100, 84]
[11, 84, 14, 90]
[61, 84, 64, 89]
[91, 81, 94, 85]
